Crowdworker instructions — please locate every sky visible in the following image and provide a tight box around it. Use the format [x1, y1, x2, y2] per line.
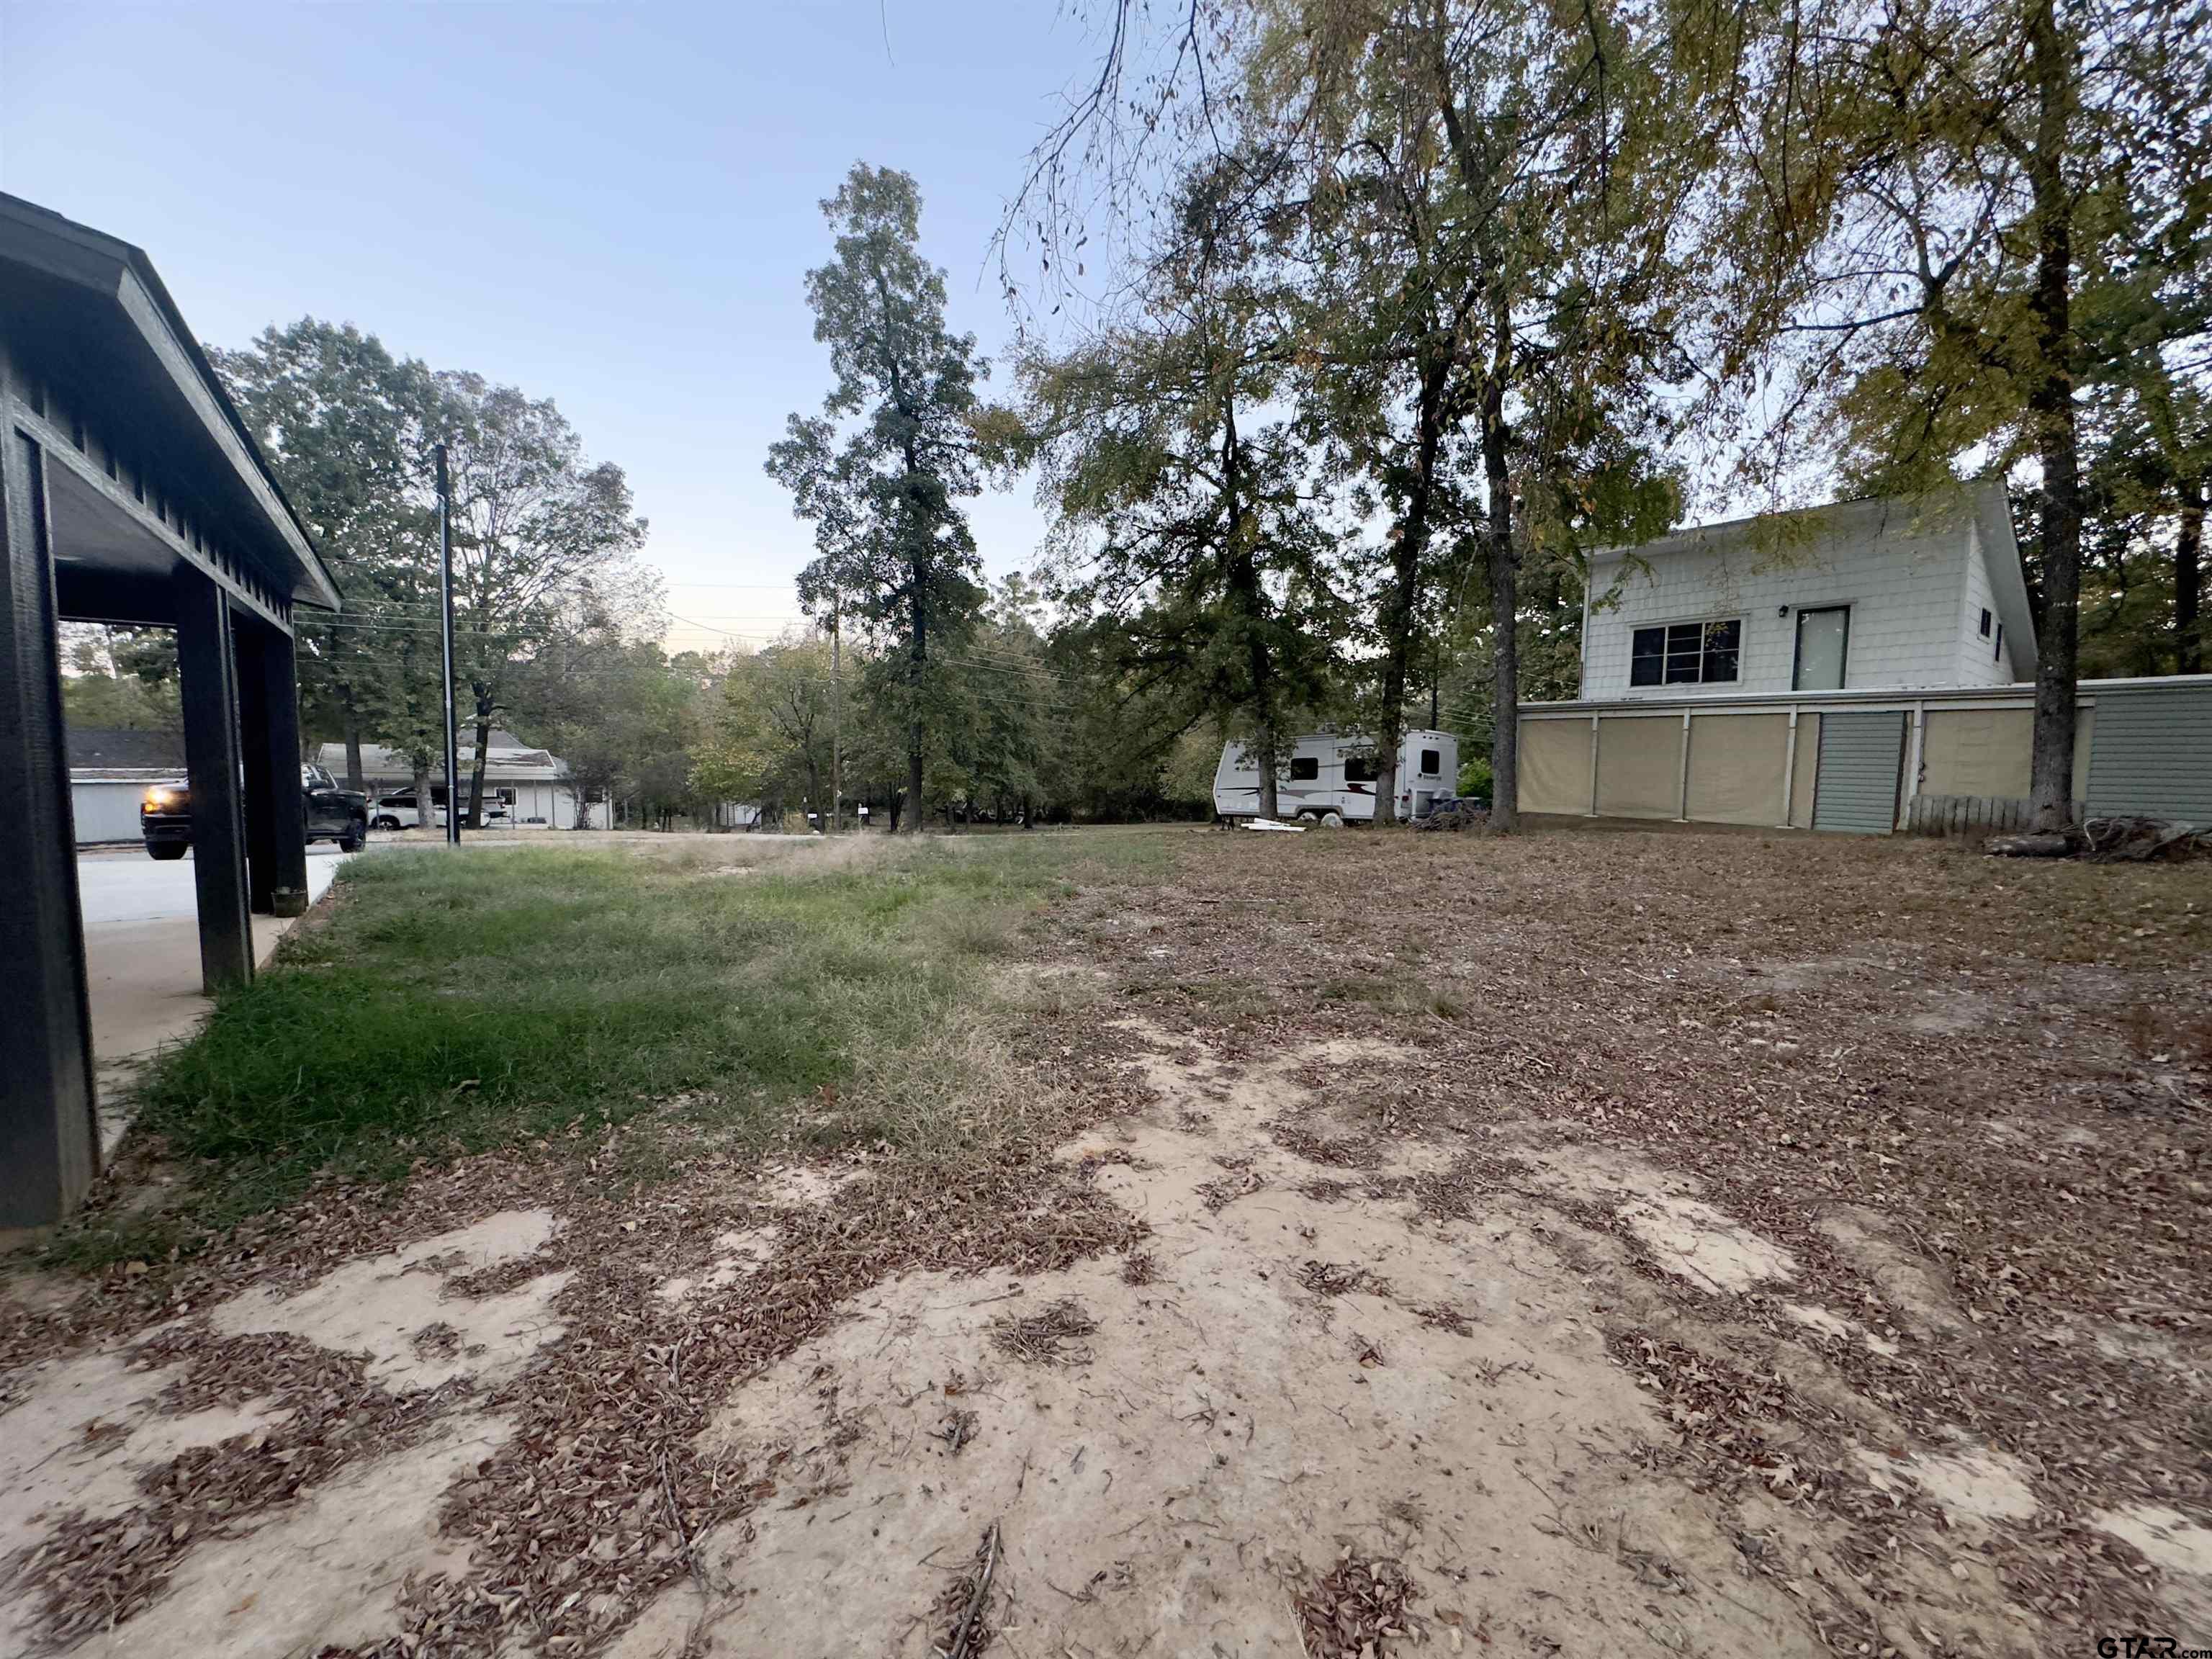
[0, 1, 1110, 656]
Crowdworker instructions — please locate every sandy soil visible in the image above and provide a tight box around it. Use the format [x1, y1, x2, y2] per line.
[2, 826, 2206, 1658]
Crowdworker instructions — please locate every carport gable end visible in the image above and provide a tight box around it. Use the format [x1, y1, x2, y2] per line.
[1, 191, 338, 1227]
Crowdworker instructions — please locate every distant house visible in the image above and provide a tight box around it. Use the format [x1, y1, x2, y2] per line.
[1519, 482, 2212, 832]
[67, 727, 186, 844]
[315, 729, 608, 828]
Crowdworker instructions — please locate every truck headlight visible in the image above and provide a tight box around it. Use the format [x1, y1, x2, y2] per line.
[143, 786, 176, 809]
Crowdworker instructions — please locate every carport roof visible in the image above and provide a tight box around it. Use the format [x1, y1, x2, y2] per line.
[0, 192, 341, 613]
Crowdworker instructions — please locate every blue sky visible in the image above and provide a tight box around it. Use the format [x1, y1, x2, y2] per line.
[0, 1, 1102, 655]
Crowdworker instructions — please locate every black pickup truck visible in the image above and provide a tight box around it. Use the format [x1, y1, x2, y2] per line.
[140, 763, 369, 860]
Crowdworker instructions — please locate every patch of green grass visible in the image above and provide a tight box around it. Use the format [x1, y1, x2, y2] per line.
[110, 830, 1166, 1233]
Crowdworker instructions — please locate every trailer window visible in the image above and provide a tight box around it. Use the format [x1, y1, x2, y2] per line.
[1289, 757, 1320, 781]
[1419, 748, 1440, 775]
[1344, 755, 1377, 783]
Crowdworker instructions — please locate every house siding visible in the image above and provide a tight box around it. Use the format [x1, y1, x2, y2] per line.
[2085, 684, 2212, 822]
[1956, 521, 2015, 685]
[1585, 496, 1990, 700]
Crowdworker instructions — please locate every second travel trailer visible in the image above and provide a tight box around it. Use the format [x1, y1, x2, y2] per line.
[1213, 729, 1460, 825]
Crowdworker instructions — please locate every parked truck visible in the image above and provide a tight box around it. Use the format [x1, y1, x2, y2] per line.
[140, 763, 368, 860]
[1212, 729, 1460, 826]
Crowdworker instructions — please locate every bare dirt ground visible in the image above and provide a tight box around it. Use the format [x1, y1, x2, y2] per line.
[4, 825, 2208, 1658]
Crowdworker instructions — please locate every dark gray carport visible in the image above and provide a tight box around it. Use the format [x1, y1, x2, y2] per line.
[0, 193, 341, 1227]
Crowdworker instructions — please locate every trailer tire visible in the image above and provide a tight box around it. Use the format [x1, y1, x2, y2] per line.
[1318, 810, 1345, 829]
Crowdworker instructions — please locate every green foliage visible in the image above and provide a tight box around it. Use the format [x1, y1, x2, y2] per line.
[692, 634, 837, 820]
[768, 164, 989, 825]
[1004, 154, 1346, 819]
[1695, 0, 2208, 814]
[60, 628, 179, 731]
[218, 320, 656, 811]
[439, 372, 655, 816]
[520, 634, 703, 827]
[213, 320, 445, 771]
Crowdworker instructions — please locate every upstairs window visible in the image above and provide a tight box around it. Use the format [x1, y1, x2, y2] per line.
[1979, 607, 1993, 638]
[1630, 619, 1741, 687]
[1344, 755, 1378, 783]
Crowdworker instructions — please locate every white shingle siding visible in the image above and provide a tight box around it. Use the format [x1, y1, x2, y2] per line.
[1582, 495, 2021, 698]
[1955, 519, 2016, 685]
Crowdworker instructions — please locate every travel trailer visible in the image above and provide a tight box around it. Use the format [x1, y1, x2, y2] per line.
[1213, 729, 1460, 825]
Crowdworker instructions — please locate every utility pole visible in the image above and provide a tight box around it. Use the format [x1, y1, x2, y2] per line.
[830, 588, 843, 834]
[434, 443, 461, 847]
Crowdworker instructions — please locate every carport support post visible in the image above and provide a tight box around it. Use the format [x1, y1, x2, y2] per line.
[0, 403, 101, 1226]
[237, 621, 277, 914]
[174, 567, 253, 991]
[235, 619, 308, 917]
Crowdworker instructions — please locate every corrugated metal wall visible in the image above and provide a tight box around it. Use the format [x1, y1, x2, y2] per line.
[71, 781, 148, 844]
[2085, 683, 2212, 821]
[1814, 711, 1905, 833]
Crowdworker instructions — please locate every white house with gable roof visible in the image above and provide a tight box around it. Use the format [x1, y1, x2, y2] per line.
[1578, 484, 2034, 701]
[1518, 482, 2211, 834]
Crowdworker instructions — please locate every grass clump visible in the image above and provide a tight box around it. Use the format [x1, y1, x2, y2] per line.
[115, 831, 1159, 1230]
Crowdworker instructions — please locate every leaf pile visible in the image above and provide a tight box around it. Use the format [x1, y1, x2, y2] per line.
[1296, 1259, 1388, 1298]
[1295, 1551, 1421, 1655]
[990, 1297, 1100, 1366]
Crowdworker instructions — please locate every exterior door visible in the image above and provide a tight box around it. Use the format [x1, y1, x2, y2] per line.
[1794, 606, 1850, 691]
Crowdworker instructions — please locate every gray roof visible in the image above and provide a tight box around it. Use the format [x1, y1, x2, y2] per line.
[0, 192, 341, 613]
[66, 725, 184, 770]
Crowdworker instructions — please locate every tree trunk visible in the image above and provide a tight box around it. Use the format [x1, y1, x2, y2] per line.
[1220, 396, 1281, 822]
[467, 683, 494, 833]
[1377, 350, 1450, 827]
[2025, 0, 2081, 835]
[341, 695, 365, 793]
[413, 763, 434, 830]
[905, 555, 927, 835]
[2177, 476, 2203, 675]
[1481, 301, 1520, 832]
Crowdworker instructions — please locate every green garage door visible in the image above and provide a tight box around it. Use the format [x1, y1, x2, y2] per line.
[1814, 710, 1906, 834]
